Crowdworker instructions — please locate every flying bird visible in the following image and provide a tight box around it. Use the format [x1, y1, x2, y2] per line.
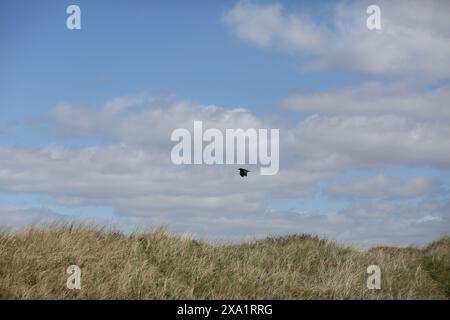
[238, 168, 250, 177]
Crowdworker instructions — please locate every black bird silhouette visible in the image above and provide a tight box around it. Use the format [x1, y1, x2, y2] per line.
[238, 168, 250, 177]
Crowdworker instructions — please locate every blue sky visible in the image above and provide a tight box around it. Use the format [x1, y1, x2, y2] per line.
[1, 0, 449, 247]
[0, 0, 356, 129]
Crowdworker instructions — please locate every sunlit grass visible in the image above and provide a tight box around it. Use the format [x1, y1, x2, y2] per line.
[0, 224, 448, 299]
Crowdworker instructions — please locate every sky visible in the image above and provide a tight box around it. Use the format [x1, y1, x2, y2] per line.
[1, 0, 449, 247]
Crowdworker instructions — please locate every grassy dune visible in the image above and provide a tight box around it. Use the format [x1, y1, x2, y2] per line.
[0, 224, 448, 299]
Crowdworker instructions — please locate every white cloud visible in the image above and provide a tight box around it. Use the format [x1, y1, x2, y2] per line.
[223, 0, 450, 79]
[46, 97, 263, 146]
[1, 98, 322, 226]
[223, 1, 327, 51]
[290, 115, 450, 170]
[327, 174, 436, 199]
[1, 95, 449, 246]
[279, 82, 450, 121]
[416, 215, 442, 224]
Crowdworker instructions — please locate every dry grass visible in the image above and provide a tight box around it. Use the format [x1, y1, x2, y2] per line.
[0, 224, 448, 299]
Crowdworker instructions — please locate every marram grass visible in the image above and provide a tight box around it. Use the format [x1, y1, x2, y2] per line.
[0, 224, 448, 299]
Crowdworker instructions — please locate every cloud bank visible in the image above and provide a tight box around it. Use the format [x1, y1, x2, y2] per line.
[1, 0, 449, 247]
